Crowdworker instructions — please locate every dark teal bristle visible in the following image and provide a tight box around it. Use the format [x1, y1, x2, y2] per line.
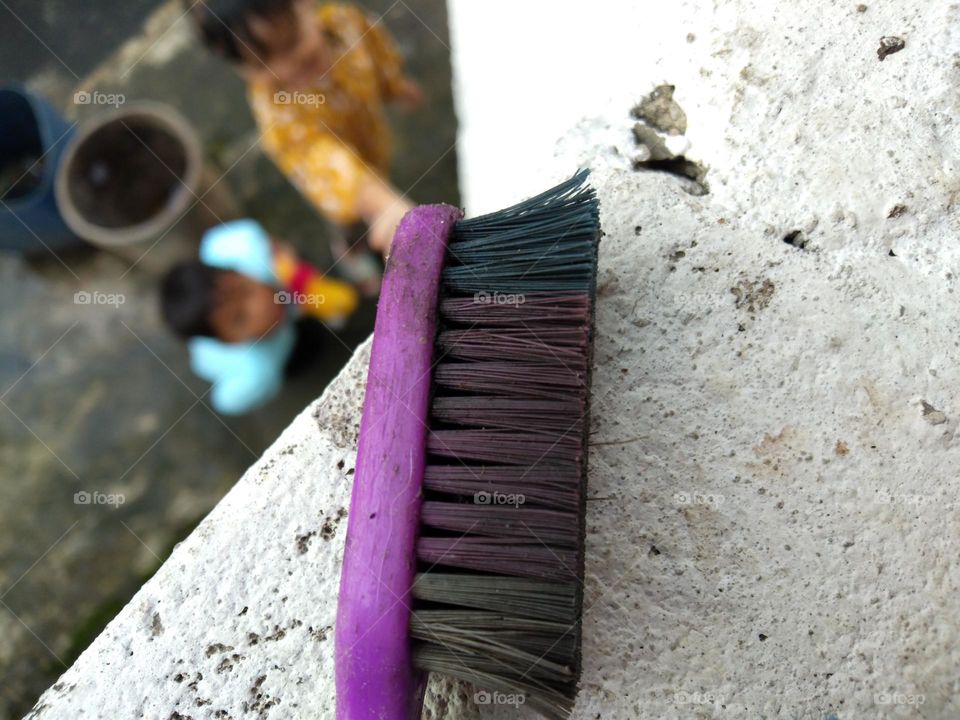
[442, 169, 600, 294]
[411, 170, 600, 720]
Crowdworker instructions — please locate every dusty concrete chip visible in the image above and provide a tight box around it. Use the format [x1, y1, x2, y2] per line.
[921, 401, 947, 425]
[632, 84, 688, 135]
[631, 84, 708, 194]
[731, 278, 776, 314]
[878, 36, 906, 61]
[632, 124, 674, 162]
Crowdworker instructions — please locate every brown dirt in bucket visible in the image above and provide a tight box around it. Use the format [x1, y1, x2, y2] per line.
[66, 118, 188, 229]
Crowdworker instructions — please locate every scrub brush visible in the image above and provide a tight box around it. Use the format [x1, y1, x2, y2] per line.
[336, 170, 600, 719]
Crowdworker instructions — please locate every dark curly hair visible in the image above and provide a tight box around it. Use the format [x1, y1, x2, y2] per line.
[160, 260, 224, 338]
[187, 0, 298, 63]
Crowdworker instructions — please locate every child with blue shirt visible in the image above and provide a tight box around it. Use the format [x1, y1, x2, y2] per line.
[161, 219, 358, 415]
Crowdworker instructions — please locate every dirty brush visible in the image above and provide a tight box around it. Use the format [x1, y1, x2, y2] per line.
[335, 171, 601, 719]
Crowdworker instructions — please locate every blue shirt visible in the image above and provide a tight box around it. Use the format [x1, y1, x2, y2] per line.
[187, 220, 295, 415]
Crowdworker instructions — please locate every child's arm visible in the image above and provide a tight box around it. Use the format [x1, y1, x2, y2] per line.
[356, 173, 413, 255]
[257, 128, 409, 254]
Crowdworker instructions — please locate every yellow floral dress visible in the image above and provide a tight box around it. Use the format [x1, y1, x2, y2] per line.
[248, 4, 410, 225]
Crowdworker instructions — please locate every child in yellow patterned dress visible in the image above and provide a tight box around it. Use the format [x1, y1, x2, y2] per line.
[188, 0, 425, 293]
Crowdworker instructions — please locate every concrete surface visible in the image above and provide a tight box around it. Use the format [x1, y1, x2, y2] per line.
[26, 0, 960, 719]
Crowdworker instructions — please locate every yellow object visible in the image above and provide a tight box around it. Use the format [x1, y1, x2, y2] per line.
[248, 4, 410, 225]
[273, 247, 359, 323]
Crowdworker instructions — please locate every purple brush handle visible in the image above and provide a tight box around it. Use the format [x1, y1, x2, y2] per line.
[336, 204, 463, 720]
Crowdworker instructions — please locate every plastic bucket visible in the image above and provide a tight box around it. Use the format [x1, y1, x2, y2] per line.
[55, 102, 207, 250]
[0, 85, 79, 254]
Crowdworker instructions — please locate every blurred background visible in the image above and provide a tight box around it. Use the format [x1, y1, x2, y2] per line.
[0, 1, 459, 716]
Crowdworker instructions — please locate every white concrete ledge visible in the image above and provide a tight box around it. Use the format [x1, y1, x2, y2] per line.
[32, 1, 960, 718]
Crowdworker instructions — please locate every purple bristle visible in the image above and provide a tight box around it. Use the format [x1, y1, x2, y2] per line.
[416, 537, 579, 581]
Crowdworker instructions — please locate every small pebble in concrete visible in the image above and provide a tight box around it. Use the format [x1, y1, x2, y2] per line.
[731, 278, 776, 314]
[295, 531, 317, 554]
[632, 84, 687, 135]
[921, 401, 947, 425]
[878, 36, 906, 61]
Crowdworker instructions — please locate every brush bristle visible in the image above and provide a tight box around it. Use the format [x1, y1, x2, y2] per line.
[411, 171, 600, 719]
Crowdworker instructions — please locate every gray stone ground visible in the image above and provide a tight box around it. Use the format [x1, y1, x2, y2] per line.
[0, 1, 458, 717]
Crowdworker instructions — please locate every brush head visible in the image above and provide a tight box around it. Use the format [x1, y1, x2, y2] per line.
[412, 170, 600, 719]
[335, 171, 600, 720]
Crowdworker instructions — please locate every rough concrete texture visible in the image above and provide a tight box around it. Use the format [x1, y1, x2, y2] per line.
[30, 0, 960, 718]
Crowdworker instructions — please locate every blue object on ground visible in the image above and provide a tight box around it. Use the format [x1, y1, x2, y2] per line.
[188, 220, 295, 415]
[0, 85, 80, 255]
